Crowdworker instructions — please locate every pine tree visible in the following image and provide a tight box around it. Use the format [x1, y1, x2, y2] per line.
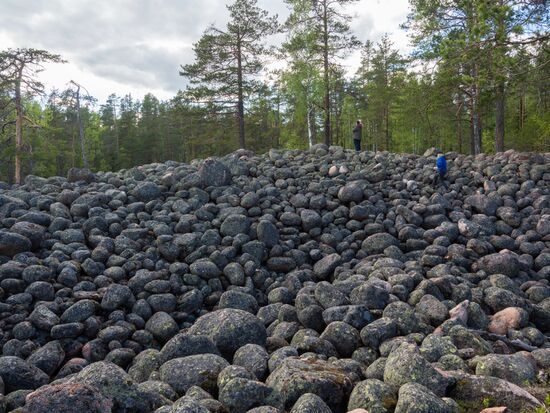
[355, 36, 406, 151]
[180, 0, 278, 149]
[99, 94, 120, 170]
[137, 93, 161, 164]
[405, 0, 549, 154]
[284, 0, 360, 146]
[0, 48, 65, 183]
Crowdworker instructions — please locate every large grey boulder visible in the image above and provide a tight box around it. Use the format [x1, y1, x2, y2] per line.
[188, 309, 267, 359]
[383, 343, 452, 397]
[24, 383, 113, 413]
[475, 252, 520, 277]
[159, 354, 229, 396]
[313, 253, 342, 280]
[394, 383, 453, 413]
[291, 393, 332, 413]
[447, 373, 542, 413]
[0, 231, 32, 256]
[266, 357, 356, 411]
[67, 167, 96, 183]
[0, 356, 49, 392]
[68, 361, 153, 412]
[198, 158, 232, 187]
[464, 194, 499, 216]
[347, 379, 397, 412]
[220, 214, 251, 237]
[159, 333, 220, 364]
[132, 181, 161, 202]
[257, 220, 280, 248]
[474, 353, 536, 385]
[219, 377, 282, 413]
[361, 233, 399, 255]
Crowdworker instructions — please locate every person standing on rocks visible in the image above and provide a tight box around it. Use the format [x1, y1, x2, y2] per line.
[433, 153, 448, 187]
[353, 120, 363, 152]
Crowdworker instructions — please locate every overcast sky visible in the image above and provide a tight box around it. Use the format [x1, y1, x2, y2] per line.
[0, 0, 411, 104]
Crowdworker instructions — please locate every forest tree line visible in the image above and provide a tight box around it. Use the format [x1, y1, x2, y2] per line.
[1, 0, 549, 184]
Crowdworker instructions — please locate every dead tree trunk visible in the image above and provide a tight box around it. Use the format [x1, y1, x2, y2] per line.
[14, 70, 23, 185]
[322, 0, 331, 146]
[495, 82, 505, 153]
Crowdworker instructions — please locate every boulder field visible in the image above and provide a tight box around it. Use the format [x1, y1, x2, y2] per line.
[0, 145, 549, 413]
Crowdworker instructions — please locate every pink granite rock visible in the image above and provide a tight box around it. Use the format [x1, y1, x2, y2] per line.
[488, 307, 528, 335]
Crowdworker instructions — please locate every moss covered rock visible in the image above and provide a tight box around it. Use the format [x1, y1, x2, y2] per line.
[265, 357, 356, 411]
[447, 373, 542, 413]
[347, 379, 397, 413]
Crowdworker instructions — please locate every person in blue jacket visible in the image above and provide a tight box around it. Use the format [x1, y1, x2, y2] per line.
[434, 153, 447, 186]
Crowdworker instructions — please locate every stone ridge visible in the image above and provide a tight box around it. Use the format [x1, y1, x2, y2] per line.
[0, 145, 549, 413]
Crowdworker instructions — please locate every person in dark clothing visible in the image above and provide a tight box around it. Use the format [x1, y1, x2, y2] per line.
[353, 120, 363, 152]
[433, 153, 448, 187]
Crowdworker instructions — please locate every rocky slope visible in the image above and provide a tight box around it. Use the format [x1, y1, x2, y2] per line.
[0, 145, 549, 413]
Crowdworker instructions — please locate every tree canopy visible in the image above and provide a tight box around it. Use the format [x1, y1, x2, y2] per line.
[180, 0, 278, 149]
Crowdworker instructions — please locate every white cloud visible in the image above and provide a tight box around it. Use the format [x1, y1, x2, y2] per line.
[0, 0, 411, 103]
[346, 0, 411, 72]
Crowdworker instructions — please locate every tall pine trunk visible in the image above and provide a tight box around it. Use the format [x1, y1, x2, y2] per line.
[274, 92, 281, 149]
[470, 66, 482, 155]
[334, 104, 341, 147]
[466, 6, 482, 155]
[494, 0, 506, 154]
[495, 82, 505, 152]
[75, 85, 89, 168]
[322, 1, 331, 146]
[456, 99, 463, 153]
[470, 103, 482, 155]
[384, 105, 390, 151]
[519, 90, 525, 130]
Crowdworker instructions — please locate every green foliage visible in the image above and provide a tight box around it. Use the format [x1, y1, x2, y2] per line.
[404, 0, 550, 154]
[532, 394, 550, 413]
[284, 0, 360, 145]
[354, 35, 407, 151]
[0, 2, 549, 183]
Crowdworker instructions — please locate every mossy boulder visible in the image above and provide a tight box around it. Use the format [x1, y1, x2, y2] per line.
[188, 309, 267, 359]
[383, 343, 453, 397]
[447, 373, 542, 413]
[24, 383, 113, 413]
[474, 353, 536, 386]
[265, 357, 356, 411]
[347, 379, 397, 413]
[159, 354, 229, 396]
[68, 361, 153, 412]
[394, 383, 454, 413]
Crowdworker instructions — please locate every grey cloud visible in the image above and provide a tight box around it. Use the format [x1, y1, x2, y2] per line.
[0, 0, 233, 95]
[352, 12, 377, 43]
[79, 43, 192, 91]
[0, 0, 222, 45]
[0, 0, 408, 98]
